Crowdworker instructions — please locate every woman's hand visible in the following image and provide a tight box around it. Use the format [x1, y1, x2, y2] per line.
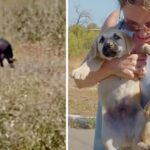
[103, 53, 147, 80]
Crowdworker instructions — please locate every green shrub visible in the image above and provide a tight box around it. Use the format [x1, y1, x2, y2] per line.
[69, 25, 99, 57]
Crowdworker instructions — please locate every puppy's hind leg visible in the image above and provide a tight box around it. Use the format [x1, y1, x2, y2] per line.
[0, 54, 4, 67]
[105, 139, 118, 150]
[102, 115, 123, 150]
[0, 59, 3, 67]
[140, 101, 150, 147]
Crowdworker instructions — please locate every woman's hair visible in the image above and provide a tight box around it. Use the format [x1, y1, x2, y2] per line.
[118, 0, 150, 10]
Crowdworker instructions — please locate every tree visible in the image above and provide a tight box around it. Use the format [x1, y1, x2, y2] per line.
[87, 23, 99, 29]
[74, 4, 91, 26]
[71, 4, 92, 49]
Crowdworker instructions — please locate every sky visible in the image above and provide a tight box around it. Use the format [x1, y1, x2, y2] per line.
[68, 0, 119, 27]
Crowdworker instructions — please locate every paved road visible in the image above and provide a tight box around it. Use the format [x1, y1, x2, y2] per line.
[69, 128, 95, 150]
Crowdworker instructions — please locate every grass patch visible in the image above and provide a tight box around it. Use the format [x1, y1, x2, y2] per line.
[0, 0, 65, 149]
[0, 42, 65, 150]
[69, 74, 97, 117]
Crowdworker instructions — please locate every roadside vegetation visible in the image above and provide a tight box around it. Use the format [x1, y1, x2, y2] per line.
[69, 24, 99, 57]
[0, 0, 65, 149]
[69, 23, 100, 117]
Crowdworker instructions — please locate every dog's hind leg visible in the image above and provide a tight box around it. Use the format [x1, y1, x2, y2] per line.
[132, 110, 146, 143]
[131, 109, 150, 150]
[102, 115, 123, 150]
[0, 54, 5, 67]
[105, 139, 118, 150]
[140, 101, 150, 146]
[0, 59, 3, 67]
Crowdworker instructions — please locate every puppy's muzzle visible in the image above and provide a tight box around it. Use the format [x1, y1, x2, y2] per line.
[102, 40, 118, 58]
[8, 58, 16, 68]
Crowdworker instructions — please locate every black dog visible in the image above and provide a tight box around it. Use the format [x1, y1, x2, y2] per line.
[0, 39, 15, 68]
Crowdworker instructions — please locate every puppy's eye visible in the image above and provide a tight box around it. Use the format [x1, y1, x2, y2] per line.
[113, 33, 121, 40]
[99, 36, 105, 43]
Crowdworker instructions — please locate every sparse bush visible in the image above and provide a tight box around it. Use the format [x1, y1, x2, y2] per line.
[69, 25, 99, 56]
[0, 0, 65, 149]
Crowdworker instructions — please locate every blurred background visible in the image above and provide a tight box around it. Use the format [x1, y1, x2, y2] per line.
[0, 0, 65, 150]
[68, 0, 118, 150]
[68, 0, 117, 124]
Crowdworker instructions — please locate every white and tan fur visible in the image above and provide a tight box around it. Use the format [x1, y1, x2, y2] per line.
[72, 28, 150, 150]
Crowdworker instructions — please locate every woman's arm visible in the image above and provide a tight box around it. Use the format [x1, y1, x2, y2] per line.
[75, 53, 147, 88]
[74, 62, 112, 88]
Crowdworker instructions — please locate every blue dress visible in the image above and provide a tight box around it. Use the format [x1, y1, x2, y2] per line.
[93, 21, 150, 150]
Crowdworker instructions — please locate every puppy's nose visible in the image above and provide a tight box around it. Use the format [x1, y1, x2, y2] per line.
[102, 40, 118, 58]
[105, 41, 115, 50]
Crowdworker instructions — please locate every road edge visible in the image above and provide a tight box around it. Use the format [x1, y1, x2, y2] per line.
[69, 114, 96, 129]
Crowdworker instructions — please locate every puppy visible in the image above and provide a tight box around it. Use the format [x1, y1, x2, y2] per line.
[0, 38, 16, 68]
[72, 28, 150, 150]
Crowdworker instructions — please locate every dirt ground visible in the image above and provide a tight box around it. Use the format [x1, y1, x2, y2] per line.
[69, 56, 98, 117]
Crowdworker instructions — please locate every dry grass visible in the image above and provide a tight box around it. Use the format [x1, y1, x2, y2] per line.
[0, 0, 65, 43]
[0, 42, 65, 150]
[69, 57, 97, 117]
[0, 0, 65, 150]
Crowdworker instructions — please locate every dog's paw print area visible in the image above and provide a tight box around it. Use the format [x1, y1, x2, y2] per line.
[72, 67, 90, 80]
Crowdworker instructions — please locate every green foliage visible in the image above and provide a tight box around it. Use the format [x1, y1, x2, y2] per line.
[69, 25, 99, 57]
[87, 23, 99, 29]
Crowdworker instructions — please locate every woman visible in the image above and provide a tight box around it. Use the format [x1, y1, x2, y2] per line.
[74, 0, 150, 149]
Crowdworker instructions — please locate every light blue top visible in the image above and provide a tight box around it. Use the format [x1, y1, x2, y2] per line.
[93, 20, 150, 150]
[141, 57, 150, 107]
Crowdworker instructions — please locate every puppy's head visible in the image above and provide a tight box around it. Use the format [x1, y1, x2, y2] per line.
[97, 28, 133, 60]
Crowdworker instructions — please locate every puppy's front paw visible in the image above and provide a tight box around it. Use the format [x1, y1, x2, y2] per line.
[142, 44, 150, 55]
[144, 101, 150, 118]
[72, 67, 90, 80]
[137, 142, 150, 150]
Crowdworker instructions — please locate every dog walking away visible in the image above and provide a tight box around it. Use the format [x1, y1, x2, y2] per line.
[0, 38, 16, 68]
[72, 28, 150, 150]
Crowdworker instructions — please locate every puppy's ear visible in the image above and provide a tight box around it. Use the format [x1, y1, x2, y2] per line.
[82, 37, 99, 63]
[80, 36, 104, 72]
[121, 32, 133, 53]
[90, 37, 99, 58]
